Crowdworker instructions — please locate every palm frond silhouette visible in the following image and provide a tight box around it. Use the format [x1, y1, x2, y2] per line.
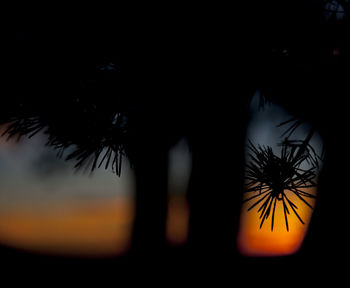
[244, 138, 320, 231]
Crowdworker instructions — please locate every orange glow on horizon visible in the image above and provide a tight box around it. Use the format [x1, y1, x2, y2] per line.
[238, 187, 317, 257]
[166, 195, 189, 246]
[0, 195, 191, 257]
[0, 198, 134, 257]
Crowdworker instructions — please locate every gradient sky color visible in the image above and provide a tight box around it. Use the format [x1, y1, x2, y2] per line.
[238, 187, 317, 256]
[0, 94, 323, 257]
[238, 93, 323, 256]
[0, 129, 191, 257]
[0, 128, 136, 256]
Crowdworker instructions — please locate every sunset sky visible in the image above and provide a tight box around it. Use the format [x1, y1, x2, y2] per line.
[0, 129, 191, 257]
[0, 129, 136, 257]
[238, 187, 317, 256]
[0, 93, 323, 258]
[238, 93, 323, 256]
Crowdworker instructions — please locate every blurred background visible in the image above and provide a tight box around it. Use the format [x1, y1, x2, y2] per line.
[0, 93, 324, 261]
[0, 126, 192, 259]
[238, 93, 323, 256]
[0, 125, 135, 258]
[2, 2, 348, 284]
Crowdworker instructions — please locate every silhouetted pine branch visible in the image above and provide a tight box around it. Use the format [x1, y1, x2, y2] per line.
[244, 138, 320, 231]
[0, 62, 128, 176]
[277, 117, 304, 139]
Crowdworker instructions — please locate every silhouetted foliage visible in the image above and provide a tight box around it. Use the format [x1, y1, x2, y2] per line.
[2, 27, 126, 175]
[244, 137, 320, 231]
[0, 1, 349, 276]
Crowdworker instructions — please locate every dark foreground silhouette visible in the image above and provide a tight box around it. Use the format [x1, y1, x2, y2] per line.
[1, 1, 349, 284]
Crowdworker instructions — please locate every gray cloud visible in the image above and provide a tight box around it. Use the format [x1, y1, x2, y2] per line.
[0, 132, 135, 211]
[247, 92, 323, 161]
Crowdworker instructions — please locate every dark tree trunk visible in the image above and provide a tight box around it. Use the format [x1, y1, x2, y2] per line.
[128, 105, 170, 258]
[186, 83, 251, 270]
[131, 148, 168, 258]
[299, 107, 350, 272]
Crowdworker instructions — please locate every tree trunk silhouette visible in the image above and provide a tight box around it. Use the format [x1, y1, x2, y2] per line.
[185, 60, 252, 265]
[131, 144, 168, 257]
